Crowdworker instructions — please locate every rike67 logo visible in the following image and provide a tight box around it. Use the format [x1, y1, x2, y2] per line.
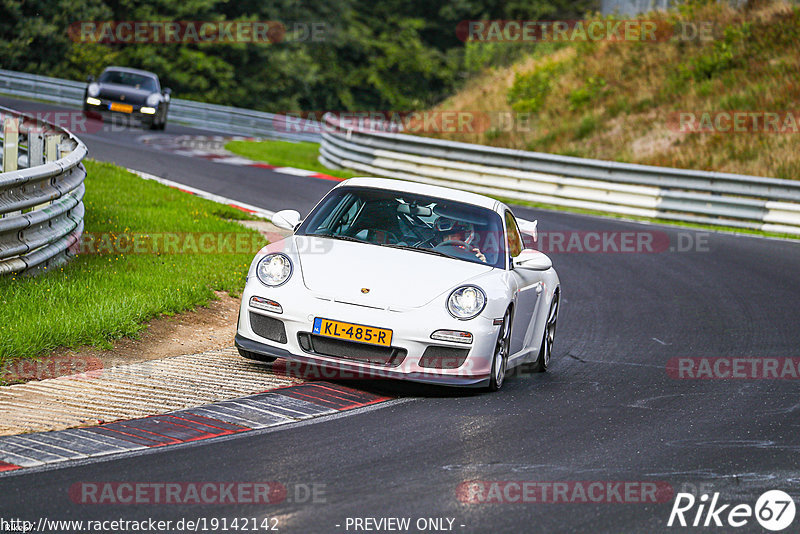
[668, 490, 796, 531]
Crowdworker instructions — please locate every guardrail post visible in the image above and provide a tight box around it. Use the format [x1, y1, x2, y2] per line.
[28, 132, 44, 168]
[40, 133, 64, 211]
[28, 132, 49, 210]
[57, 141, 72, 159]
[2, 117, 19, 173]
[45, 133, 62, 163]
[2, 117, 21, 218]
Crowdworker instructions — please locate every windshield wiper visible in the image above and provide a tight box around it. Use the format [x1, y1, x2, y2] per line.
[381, 243, 452, 258]
[311, 233, 366, 244]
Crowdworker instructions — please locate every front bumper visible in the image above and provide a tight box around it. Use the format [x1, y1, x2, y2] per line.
[235, 334, 489, 387]
[236, 281, 499, 388]
[84, 100, 157, 126]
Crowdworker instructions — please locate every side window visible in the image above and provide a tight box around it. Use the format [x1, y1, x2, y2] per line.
[317, 193, 360, 234]
[338, 197, 362, 234]
[505, 211, 523, 257]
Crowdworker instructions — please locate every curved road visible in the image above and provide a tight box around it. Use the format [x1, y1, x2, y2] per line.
[1, 95, 799, 533]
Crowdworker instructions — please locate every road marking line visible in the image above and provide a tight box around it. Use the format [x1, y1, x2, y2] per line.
[128, 169, 275, 219]
[273, 167, 317, 176]
[66, 429, 147, 451]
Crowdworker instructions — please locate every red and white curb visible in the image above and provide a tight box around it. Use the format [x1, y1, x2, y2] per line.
[0, 382, 391, 474]
[129, 169, 276, 219]
[139, 134, 343, 182]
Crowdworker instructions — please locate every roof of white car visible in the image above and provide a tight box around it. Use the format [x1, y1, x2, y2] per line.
[337, 177, 501, 211]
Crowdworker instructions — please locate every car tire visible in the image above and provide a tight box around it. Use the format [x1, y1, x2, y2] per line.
[527, 291, 559, 373]
[237, 347, 277, 363]
[487, 308, 512, 391]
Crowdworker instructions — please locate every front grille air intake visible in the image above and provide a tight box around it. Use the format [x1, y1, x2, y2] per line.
[249, 312, 287, 344]
[418, 346, 470, 369]
[297, 333, 406, 367]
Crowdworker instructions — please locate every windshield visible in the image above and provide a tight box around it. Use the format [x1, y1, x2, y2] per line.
[296, 186, 506, 268]
[99, 70, 158, 92]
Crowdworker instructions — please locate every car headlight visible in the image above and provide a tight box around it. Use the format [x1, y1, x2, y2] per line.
[447, 286, 486, 320]
[87, 83, 100, 97]
[256, 253, 293, 287]
[146, 93, 161, 107]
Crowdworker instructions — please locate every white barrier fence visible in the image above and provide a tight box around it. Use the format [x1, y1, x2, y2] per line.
[319, 114, 800, 235]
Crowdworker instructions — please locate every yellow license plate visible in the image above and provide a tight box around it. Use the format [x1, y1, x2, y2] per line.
[313, 318, 392, 346]
[110, 102, 133, 113]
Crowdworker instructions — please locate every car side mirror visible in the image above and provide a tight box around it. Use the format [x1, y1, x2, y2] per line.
[87, 75, 95, 83]
[272, 209, 301, 231]
[517, 218, 538, 242]
[514, 249, 552, 270]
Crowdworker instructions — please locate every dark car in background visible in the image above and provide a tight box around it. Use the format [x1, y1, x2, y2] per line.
[82, 67, 171, 130]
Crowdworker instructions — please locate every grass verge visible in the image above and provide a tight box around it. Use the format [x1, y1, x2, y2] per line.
[225, 139, 361, 180]
[0, 159, 266, 367]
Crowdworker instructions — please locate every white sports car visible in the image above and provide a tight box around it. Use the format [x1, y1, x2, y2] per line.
[235, 177, 560, 391]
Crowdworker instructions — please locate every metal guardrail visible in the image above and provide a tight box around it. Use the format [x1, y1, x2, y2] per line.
[169, 100, 321, 142]
[319, 114, 800, 235]
[4, 68, 798, 235]
[0, 106, 86, 275]
[0, 69, 322, 142]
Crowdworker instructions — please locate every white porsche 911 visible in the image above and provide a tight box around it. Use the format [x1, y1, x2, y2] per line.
[235, 177, 560, 391]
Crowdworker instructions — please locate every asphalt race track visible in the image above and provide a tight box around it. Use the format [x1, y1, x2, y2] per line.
[0, 96, 333, 214]
[1, 95, 799, 533]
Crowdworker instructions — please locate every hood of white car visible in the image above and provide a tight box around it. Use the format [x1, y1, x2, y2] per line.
[293, 236, 494, 309]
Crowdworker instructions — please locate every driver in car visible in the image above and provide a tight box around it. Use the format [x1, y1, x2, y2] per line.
[436, 217, 486, 262]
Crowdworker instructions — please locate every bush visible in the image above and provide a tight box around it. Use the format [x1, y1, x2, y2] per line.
[507, 60, 565, 113]
[568, 76, 607, 111]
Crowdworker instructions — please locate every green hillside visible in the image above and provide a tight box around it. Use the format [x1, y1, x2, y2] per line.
[430, 0, 800, 179]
